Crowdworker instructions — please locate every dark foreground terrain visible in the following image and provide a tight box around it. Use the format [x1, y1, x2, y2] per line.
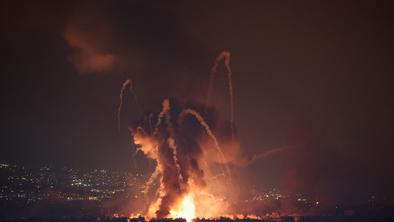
[1, 216, 394, 222]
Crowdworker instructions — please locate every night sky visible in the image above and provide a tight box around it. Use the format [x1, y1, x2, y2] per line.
[1, 1, 394, 205]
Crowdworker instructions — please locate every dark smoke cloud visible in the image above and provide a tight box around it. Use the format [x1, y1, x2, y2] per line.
[64, 4, 118, 74]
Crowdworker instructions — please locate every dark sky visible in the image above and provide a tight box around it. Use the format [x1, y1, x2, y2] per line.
[1, 0, 394, 204]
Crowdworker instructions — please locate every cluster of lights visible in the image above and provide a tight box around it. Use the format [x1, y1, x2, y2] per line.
[0, 163, 144, 203]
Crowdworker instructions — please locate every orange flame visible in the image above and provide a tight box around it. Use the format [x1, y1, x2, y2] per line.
[170, 193, 196, 222]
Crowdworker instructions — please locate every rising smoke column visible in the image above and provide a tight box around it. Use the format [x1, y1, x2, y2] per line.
[130, 99, 240, 219]
[126, 51, 240, 219]
[117, 79, 141, 131]
[133, 99, 206, 219]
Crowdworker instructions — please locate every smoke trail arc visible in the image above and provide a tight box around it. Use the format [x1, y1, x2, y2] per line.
[206, 51, 233, 118]
[117, 79, 141, 131]
[153, 99, 170, 136]
[177, 108, 232, 182]
[144, 165, 161, 194]
[206, 51, 235, 157]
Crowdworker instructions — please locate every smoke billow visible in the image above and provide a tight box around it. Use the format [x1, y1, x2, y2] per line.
[121, 51, 257, 219]
[130, 98, 236, 219]
[64, 6, 118, 74]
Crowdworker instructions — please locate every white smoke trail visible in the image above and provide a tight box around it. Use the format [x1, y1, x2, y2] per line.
[117, 79, 141, 131]
[153, 99, 183, 185]
[206, 51, 235, 156]
[153, 99, 170, 136]
[118, 79, 131, 131]
[167, 137, 184, 184]
[207, 51, 233, 116]
[247, 146, 291, 165]
[144, 165, 161, 194]
[178, 108, 232, 182]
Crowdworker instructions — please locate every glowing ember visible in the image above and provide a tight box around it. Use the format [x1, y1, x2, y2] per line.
[170, 193, 196, 222]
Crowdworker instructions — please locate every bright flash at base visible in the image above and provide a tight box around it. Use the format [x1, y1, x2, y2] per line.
[170, 194, 196, 222]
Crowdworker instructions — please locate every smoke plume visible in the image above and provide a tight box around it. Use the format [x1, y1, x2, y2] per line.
[130, 98, 236, 219]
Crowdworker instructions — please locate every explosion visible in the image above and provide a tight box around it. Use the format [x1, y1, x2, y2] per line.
[121, 51, 238, 221]
[130, 98, 233, 220]
[169, 193, 196, 222]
